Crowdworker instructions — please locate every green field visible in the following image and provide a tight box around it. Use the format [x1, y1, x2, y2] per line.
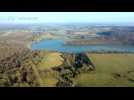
[37, 52, 64, 70]
[74, 53, 134, 87]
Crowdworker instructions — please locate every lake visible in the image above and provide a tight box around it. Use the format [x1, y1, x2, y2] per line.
[32, 39, 134, 53]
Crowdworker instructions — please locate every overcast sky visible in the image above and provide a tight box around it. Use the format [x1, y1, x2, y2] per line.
[0, 12, 134, 24]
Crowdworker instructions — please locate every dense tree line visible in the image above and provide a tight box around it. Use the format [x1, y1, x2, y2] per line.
[54, 53, 95, 87]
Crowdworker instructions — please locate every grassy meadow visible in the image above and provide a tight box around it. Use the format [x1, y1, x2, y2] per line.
[74, 53, 134, 87]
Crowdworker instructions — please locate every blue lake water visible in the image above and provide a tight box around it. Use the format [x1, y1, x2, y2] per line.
[32, 39, 134, 53]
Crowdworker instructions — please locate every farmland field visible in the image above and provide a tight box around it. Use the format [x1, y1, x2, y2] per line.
[74, 53, 134, 87]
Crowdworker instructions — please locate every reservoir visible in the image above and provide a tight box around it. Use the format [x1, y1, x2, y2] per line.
[32, 39, 134, 53]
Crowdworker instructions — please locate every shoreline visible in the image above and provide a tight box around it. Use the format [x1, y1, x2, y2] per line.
[31, 34, 134, 54]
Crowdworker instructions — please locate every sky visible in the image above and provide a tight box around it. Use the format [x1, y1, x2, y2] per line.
[0, 12, 134, 24]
